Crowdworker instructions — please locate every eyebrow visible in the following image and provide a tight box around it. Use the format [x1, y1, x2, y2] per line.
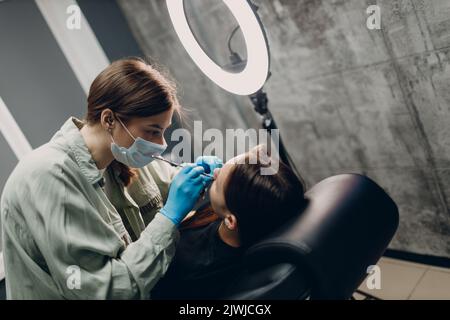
[147, 123, 172, 130]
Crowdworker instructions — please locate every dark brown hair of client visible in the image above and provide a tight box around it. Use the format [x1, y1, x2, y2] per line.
[223, 155, 308, 248]
[84, 56, 181, 186]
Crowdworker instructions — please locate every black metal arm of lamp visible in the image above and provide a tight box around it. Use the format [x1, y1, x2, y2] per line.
[227, 24, 302, 180]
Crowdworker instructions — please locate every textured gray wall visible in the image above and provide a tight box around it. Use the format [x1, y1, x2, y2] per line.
[117, 0, 450, 258]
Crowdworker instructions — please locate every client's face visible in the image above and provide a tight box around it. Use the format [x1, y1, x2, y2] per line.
[208, 149, 258, 217]
[208, 159, 237, 218]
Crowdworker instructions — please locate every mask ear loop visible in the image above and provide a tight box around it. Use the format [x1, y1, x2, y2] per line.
[108, 127, 115, 144]
[115, 116, 137, 141]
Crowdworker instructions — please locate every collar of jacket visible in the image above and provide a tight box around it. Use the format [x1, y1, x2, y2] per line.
[56, 117, 105, 186]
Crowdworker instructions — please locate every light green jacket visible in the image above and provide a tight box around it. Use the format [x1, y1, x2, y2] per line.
[0, 117, 181, 299]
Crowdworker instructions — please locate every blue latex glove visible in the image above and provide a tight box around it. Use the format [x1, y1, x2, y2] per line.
[195, 156, 223, 174]
[160, 164, 213, 226]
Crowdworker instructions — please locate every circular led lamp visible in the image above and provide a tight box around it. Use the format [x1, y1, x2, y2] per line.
[166, 0, 270, 95]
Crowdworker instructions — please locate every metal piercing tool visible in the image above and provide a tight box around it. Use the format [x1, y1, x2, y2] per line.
[151, 155, 215, 179]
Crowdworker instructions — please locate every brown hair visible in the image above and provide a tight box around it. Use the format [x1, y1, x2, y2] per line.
[85, 57, 181, 186]
[223, 152, 308, 247]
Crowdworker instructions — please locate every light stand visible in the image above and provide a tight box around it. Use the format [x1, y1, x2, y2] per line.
[225, 6, 301, 179]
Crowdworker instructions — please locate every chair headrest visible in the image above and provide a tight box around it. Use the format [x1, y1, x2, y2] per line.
[243, 174, 399, 299]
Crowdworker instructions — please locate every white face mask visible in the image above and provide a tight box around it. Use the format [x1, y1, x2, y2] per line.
[110, 116, 167, 168]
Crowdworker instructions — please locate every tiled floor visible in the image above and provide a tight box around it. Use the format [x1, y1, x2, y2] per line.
[357, 257, 450, 300]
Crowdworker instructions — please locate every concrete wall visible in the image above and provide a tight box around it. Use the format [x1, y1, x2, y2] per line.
[117, 0, 450, 258]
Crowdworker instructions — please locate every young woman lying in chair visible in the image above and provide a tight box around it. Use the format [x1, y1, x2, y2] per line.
[151, 145, 308, 299]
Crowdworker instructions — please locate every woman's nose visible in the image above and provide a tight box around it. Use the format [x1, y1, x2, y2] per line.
[213, 168, 220, 180]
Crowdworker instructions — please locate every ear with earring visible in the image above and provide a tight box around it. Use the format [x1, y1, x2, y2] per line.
[106, 116, 114, 134]
[224, 218, 232, 229]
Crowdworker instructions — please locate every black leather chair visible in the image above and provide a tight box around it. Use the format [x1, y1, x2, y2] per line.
[223, 174, 399, 300]
[0, 174, 398, 300]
